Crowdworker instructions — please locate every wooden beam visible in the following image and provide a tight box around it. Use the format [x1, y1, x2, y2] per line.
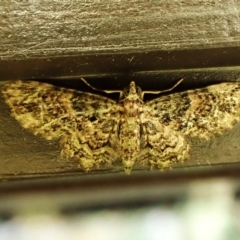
[1, 1, 240, 180]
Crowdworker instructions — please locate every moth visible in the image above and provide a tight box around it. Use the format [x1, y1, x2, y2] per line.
[2, 79, 240, 174]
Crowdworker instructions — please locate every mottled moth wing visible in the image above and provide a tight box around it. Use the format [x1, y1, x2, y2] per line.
[2, 80, 119, 170]
[137, 119, 190, 169]
[146, 82, 240, 139]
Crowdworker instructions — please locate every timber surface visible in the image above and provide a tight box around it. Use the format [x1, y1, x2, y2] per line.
[1, 0, 240, 180]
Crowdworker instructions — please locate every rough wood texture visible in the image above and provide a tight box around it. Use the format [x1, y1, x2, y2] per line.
[0, 0, 240, 79]
[1, 0, 240, 180]
[1, 0, 240, 58]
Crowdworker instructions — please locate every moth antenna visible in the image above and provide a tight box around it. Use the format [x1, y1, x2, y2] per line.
[142, 78, 183, 98]
[80, 78, 122, 94]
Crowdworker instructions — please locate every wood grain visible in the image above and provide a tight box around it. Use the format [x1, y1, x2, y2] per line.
[1, 0, 240, 179]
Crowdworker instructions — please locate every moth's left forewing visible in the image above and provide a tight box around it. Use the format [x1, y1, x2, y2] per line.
[1, 80, 117, 138]
[146, 82, 240, 139]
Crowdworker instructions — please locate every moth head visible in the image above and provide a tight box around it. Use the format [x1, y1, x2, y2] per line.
[121, 81, 143, 101]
